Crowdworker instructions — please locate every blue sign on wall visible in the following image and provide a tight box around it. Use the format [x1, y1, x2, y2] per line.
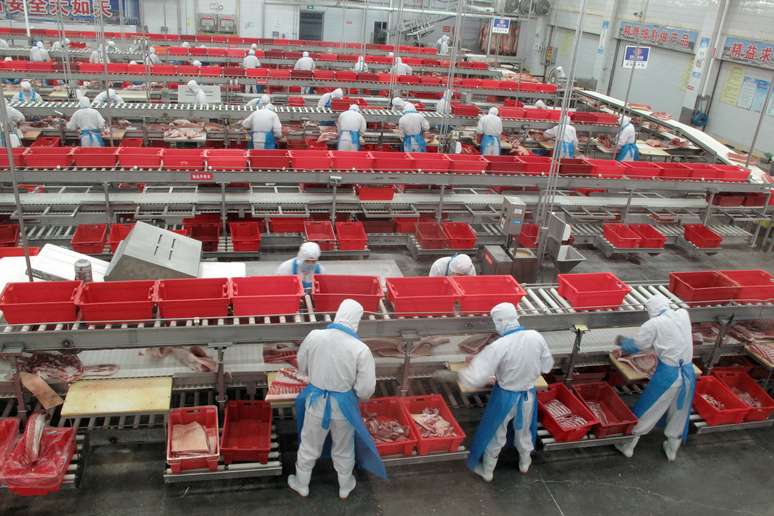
[623, 45, 650, 69]
[492, 17, 510, 35]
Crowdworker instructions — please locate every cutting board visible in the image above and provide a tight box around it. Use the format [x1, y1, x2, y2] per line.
[609, 352, 702, 382]
[448, 361, 547, 393]
[60, 376, 172, 417]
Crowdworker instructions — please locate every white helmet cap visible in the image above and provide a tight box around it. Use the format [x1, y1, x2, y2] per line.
[646, 294, 669, 318]
[250, 43, 258, 50]
[192, 60, 202, 66]
[298, 241, 321, 261]
[349, 104, 360, 112]
[3, 57, 11, 62]
[449, 254, 474, 275]
[187, 79, 199, 91]
[149, 46, 156, 53]
[129, 60, 137, 65]
[402, 102, 417, 113]
[331, 88, 344, 98]
[78, 96, 92, 108]
[490, 302, 520, 336]
[182, 42, 190, 48]
[259, 94, 271, 106]
[534, 100, 547, 109]
[20, 80, 32, 91]
[488, 107, 499, 116]
[333, 299, 364, 332]
[36, 41, 44, 48]
[302, 51, 310, 58]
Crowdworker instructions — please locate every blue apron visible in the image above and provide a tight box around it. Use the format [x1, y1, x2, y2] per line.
[80, 129, 105, 147]
[558, 141, 575, 159]
[249, 131, 276, 150]
[402, 133, 426, 153]
[466, 328, 539, 471]
[480, 134, 501, 156]
[616, 143, 640, 161]
[338, 130, 360, 151]
[633, 358, 696, 443]
[16, 91, 39, 103]
[291, 258, 321, 290]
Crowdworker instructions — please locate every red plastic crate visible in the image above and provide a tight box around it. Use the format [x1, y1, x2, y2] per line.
[447, 154, 488, 174]
[715, 164, 750, 182]
[0, 417, 18, 469]
[386, 277, 461, 316]
[248, 149, 290, 169]
[409, 153, 450, 172]
[684, 224, 722, 249]
[628, 224, 666, 249]
[442, 222, 476, 249]
[659, 163, 692, 180]
[331, 151, 374, 170]
[559, 158, 593, 176]
[1, 424, 75, 496]
[518, 223, 539, 248]
[0, 280, 81, 324]
[304, 221, 336, 250]
[335, 221, 368, 250]
[29, 136, 61, 148]
[451, 103, 480, 116]
[693, 376, 750, 426]
[712, 193, 745, 208]
[231, 275, 303, 316]
[557, 273, 631, 310]
[71, 147, 117, 168]
[229, 221, 261, 252]
[185, 223, 221, 252]
[538, 383, 598, 442]
[206, 149, 247, 171]
[313, 275, 382, 312]
[393, 217, 419, 234]
[371, 151, 414, 171]
[451, 275, 526, 314]
[0, 224, 19, 247]
[360, 397, 418, 457]
[108, 223, 134, 253]
[289, 150, 331, 170]
[399, 395, 465, 455]
[163, 149, 205, 171]
[24, 146, 74, 168]
[689, 163, 724, 181]
[668, 271, 741, 306]
[356, 185, 395, 201]
[485, 155, 522, 174]
[415, 222, 449, 249]
[514, 155, 551, 174]
[585, 159, 626, 178]
[221, 400, 273, 464]
[167, 406, 220, 474]
[120, 138, 144, 147]
[622, 161, 662, 179]
[717, 270, 774, 303]
[157, 278, 230, 319]
[572, 382, 637, 437]
[269, 217, 307, 233]
[76, 280, 157, 322]
[603, 223, 641, 249]
[71, 224, 107, 254]
[117, 147, 163, 169]
[0, 147, 26, 168]
[711, 370, 774, 421]
[0, 247, 39, 257]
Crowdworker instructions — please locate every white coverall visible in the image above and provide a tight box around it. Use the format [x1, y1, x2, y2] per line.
[145, 48, 161, 65]
[543, 122, 578, 159]
[293, 52, 316, 71]
[187, 80, 208, 105]
[289, 299, 376, 498]
[436, 90, 452, 115]
[437, 35, 451, 55]
[92, 89, 125, 106]
[429, 254, 476, 277]
[336, 105, 367, 151]
[241, 105, 282, 150]
[16, 81, 41, 103]
[2, 100, 25, 148]
[0, 39, 9, 49]
[477, 107, 503, 156]
[275, 242, 327, 288]
[317, 88, 344, 109]
[616, 115, 637, 161]
[390, 57, 412, 76]
[615, 294, 694, 460]
[242, 51, 261, 93]
[89, 47, 109, 64]
[391, 97, 407, 112]
[66, 97, 106, 147]
[353, 56, 369, 73]
[247, 94, 272, 109]
[460, 303, 554, 478]
[398, 105, 430, 152]
[30, 42, 50, 62]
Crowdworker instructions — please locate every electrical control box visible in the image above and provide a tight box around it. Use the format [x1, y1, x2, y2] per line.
[501, 196, 526, 237]
[480, 245, 514, 276]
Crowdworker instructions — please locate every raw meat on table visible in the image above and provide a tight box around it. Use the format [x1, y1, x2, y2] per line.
[363, 414, 410, 443]
[410, 408, 456, 438]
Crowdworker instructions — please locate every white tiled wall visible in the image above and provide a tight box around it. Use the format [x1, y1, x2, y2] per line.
[617, 0, 718, 30]
[724, 0, 774, 41]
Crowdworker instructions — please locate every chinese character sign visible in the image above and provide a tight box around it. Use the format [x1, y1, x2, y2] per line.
[0, 0, 136, 22]
[618, 21, 697, 52]
[723, 36, 774, 70]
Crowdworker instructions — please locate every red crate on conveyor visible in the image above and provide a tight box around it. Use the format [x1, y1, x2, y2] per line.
[0, 280, 82, 324]
[335, 222, 368, 250]
[415, 222, 449, 249]
[385, 277, 461, 316]
[205, 149, 247, 171]
[304, 221, 336, 250]
[452, 275, 526, 314]
[246, 68, 268, 78]
[371, 151, 414, 171]
[683, 223, 722, 249]
[117, 147, 163, 169]
[229, 221, 261, 252]
[558, 158, 593, 176]
[107, 223, 134, 253]
[557, 272, 631, 310]
[0, 147, 26, 168]
[185, 223, 220, 252]
[71, 224, 107, 254]
[167, 406, 220, 474]
[269, 217, 306, 233]
[331, 151, 374, 170]
[157, 278, 230, 319]
[513, 155, 551, 174]
[231, 276, 303, 317]
[0, 247, 40, 258]
[668, 271, 740, 306]
[361, 397, 418, 457]
[689, 163, 725, 181]
[711, 369, 774, 421]
[0, 224, 19, 247]
[163, 149, 205, 171]
[693, 376, 750, 426]
[313, 275, 382, 312]
[409, 153, 450, 172]
[72, 147, 117, 168]
[538, 383, 598, 442]
[628, 224, 666, 249]
[485, 155, 522, 174]
[356, 185, 395, 201]
[289, 150, 331, 170]
[447, 154, 488, 174]
[585, 159, 626, 178]
[399, 395, 465, 455]
[658, 162, 692, 180]
[248, 149, 289, 170]
[451, 103, 480, 116]
[24, 146, 74, 168]
[221, 400, 273, 464]
[714, 164, 750, 182]
[717, 269, 774, 303]
[519, 223, 539, 248]
[77, 280, 157, 322]
[199, 66, 221, 77]
[572, 382, 637, 437]
[442, 222, 476, 249]
[29, 136, 60, 148]
[603, 223, 641, 249]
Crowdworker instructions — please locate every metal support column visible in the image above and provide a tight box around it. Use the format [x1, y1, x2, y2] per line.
[220, 184, 228, 249]
[622, 189, 634, 222]
[103, 182, 113, 228]
[704, 191, 716, 225]
[708, 315, 734, 369]
[564, 324, 588, 386]
[209, 342, 231, 410]
[399, 331, 419, 396]
[436, 185, 446, 223]
[330, 176, 342, 224]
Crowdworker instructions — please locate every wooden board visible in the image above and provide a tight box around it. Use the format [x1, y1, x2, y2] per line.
[60, 376, 172, 417]
[636, 141, 671, 157]
[448, 361, 547, 393]
[744, 344, 774, 370]
[609, 352, 702, 382]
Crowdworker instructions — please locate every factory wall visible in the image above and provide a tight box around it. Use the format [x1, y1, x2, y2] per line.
[547, 27, 598, 84]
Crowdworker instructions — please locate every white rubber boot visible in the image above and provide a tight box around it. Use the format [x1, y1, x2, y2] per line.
[518, 452, 532, 474]
[338, 474, 356, 500]
[287, 468, 311, 497]
[473, 455, 496, 482]
[663, 438, 681, 462]
[614, 435, 639, 458]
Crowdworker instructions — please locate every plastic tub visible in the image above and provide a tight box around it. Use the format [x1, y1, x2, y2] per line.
[538, 383, 598, 442]
[1, 425, 75, 496]
[0, 280, 82, 324]
[248, 149, 290, 169]
[157, 278, 230, 319]
[415, 222, 449, 249]
[107, 223, 134, 253]
[313, 275, 382, 312]
[693, 376, 750, 426]
[668, 271, 741, 306]
[684, 224, 722, 249]
[0, 247, 39, 257]
[572, 382, 637, 437]
[71, 224, 107, 254]
[628, 224, 666, 249]
[229, 221, 261, 252]
[304, 221, 336, 251]
[184, 223, 220, 252]
[77, 280, 157, 322]
[715, 164, 750, 182]
[117, 147, 163, 169]
[603, 223, 641, 249]
[559, 159, 593, 176]
[361, 397, 418, 457]
[0, 224, 19, 247]
[399, 395, 465, 455]
[513, 155, 551, 174]
[0, 147, 26, 168]
[205, 149, 247, 171]
[586, 159, 626, 178]
[371, 151, 414, 172]
[163, 149, 205, 171]
[622, 161, 662, 179]
[485, 155, 522, 174]
[24, 146, 74, 168]
[409, 153, 450, 172]
[690, 163, 725, 181]
[519, 223, 539, 248]
[658, 163, 692, 180]
[167, 406, 220, 474]
[221, 400, 273, 464]
[442, 222, 476, 249]
[717, 269, 774, 303]
[447, 154, 488, 174]
[289, 150, 331, 170]
[269, 217, 307, 233]
[335, 222, 368, 250]
[386, 277, 461, 316]
[72, 147, 117, 168]
[451, 103, 480, 116]
[356, 185, 395, 201]
[331, 151, 374, 170]
[557, 272, 631, 310]
[452, 275, 526, 314]
[711, 370, 774, 421]
[231, 276, 303, 317]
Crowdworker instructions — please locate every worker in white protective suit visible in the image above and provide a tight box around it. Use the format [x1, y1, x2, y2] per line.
[247, 93, 272, 109]
[461, 303, 554, 479]
[390, 56, 412, 76]
[66, 96, 106, 147]
[534, 100, 548, 110]
[241, 103, 282, 150]
[51, 38, 70, 51]
[391, 96, 407, 112]
[1, 99, 25, 148]
[353, 55, 368, 73]
[92, 88, 125, 106]
[437, 34, 451, 55]
[543, 118, 578, 159]
[398, 103, 429, 152]
[275, 242, 327, 290]
[186, 80, 208, 104]
[294, 51, 316, 72]
[615, 114, 639, 162]
[191, 60, 202, 67]
[0, 39, 9, 49]
[336, 104, 366, 151]
[429, 254, 476, 277]
[317, 88, 344, 109]
[181, 41, 191, 49]
[89, 45, 109, 64]
[613, 294, 695, 462]
[16, 81, 41, 103]
[477, 107, 503, 156]
[30, 41, 50, 62]
[436, 89, 452, 115]
[250, 43, 258, 52]
[242, 49, 261, 94]
[288, 299, 386, 499]
[145, 47, 161, 65]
